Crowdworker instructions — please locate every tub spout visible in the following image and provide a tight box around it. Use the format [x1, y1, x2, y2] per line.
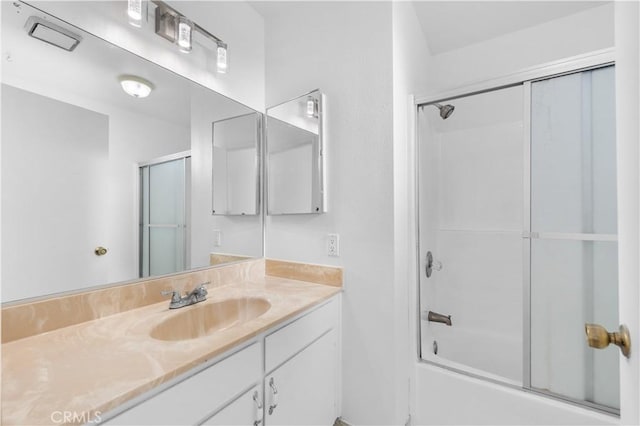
[427, 310, 452, 326]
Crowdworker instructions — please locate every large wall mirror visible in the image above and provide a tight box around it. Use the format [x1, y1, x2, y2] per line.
[1, 1, 263, 303]
[266, 90, 326, 215]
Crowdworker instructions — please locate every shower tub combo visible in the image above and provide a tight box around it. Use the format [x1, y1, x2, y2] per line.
[414, 50, 621, 424]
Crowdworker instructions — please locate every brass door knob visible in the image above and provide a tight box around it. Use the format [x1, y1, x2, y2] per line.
[94, 246, 108, 256]
[585, 323, 631, 358]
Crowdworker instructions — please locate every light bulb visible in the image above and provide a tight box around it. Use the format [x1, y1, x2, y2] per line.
[127, 0, 142, 27]
[306, 97, 316, 117]
[216, 43, 228, 74]
[177, 16, 193, 53]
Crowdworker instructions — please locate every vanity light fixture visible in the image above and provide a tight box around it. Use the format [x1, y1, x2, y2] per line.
[127, 0, 144, 28]
[306, 97, 318, 118]
[216, 42, 228, 74]
[149, 1, 229, 74]
[119, 75, 154, 98]
[177, 16, 193, 53]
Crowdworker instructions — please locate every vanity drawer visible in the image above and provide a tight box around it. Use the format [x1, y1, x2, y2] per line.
[265, 297, 338, 373]
[106, 342, 261, 425]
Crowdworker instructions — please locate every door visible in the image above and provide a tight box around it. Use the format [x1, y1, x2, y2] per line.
[529, 65, 620, 411]
[417, 62, 638, 417]
[201, 386, 263, 426]
[615, 3, 640, 423]
[1, 84, 109, 301]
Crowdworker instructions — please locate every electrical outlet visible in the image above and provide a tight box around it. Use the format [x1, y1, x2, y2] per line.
[328, 233, 339, 257]
[212, 229, 222, 247]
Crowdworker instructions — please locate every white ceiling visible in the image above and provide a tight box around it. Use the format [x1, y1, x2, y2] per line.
[250, 1, 609, 55]
[412, 1, 609, 55]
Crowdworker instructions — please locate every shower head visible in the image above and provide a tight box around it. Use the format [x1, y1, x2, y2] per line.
[433, 103, 455, 119]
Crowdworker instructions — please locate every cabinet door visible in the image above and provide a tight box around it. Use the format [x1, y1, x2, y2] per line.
[265, 330, 337, 425]
[201, 386, 263, 426]
[105, 343, 261, 425]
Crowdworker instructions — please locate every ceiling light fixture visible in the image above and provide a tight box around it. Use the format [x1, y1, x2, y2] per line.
[150, 1, 229, 74]
[119, 75, 154, 98]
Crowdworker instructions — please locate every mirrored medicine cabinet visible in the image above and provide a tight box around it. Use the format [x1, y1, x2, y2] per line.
[212, 112, 262, 216]
[266, 90, 326, 215]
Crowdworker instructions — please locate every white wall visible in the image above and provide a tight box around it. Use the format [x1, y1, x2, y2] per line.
[262, 2, 397, 423]
[108, 108, 191, 284]
[30, 1, 265, 111]
[429, 3, 614, 92]
[190, 90, 262, 267]
[391, 2, 432, 424]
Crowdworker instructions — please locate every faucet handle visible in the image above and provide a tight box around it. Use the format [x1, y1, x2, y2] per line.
[161, 290, 182, 303]
[195, 283, 209, 297]
[196, 282, 210, 294]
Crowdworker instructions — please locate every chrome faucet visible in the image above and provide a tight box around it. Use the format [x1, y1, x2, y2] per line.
[161, 282, 209, 309]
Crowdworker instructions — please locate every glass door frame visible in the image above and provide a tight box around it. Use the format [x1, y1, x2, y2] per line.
[413, 48, 617, 415]
[139, 150, 191, 278]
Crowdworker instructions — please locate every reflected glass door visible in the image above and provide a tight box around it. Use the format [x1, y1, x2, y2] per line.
[140, 156, 190, 277]
[529, 65, 618, 410]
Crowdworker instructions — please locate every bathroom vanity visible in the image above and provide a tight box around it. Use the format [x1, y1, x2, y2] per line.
[106, 297, 339, 425]
[1, 259, 342, 425]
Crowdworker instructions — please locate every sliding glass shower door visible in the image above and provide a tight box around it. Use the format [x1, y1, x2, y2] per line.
[529, 65, 618, 410]
[417, 85, 525, 384]
[417, 64, 619, 412]
[140, 155, 191, 278]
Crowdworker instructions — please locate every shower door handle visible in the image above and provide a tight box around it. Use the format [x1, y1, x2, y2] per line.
[585, 323, 631, 358]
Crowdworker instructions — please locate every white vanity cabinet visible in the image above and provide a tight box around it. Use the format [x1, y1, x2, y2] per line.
[201, 386, 262, 426]
[104, 342, 262, 425]
[103, 296, 340, 426]
[264, 330, 337, 425]
[263, 298, 339, 425]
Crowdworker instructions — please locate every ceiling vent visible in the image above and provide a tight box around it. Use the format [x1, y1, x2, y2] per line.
[24, 16, 81, 52]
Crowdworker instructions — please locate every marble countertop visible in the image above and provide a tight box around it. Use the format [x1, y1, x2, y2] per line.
[1, 276, 341, 425]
